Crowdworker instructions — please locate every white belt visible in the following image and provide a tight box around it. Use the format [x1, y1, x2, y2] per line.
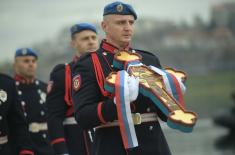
[29, 122, 48, 133]
[0, 135, 8, 145]
[63, 117, 77, 125]
[95, 113, 158, 130]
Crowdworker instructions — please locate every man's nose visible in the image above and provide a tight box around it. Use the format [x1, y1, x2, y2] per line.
[28, 61, 35, 66]
[124, 23, 132, 31]
[88, 38, 96, 44]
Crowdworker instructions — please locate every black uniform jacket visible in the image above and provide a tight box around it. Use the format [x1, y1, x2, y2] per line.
[15, 75, 54, 155]
[72, 40, 172, 155]
[46, 61, 91, 155]
[0, 73, 34, 155]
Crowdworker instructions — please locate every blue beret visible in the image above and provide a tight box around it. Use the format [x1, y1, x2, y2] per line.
[70, 23, 97, 37]
[103, 1, 137, 20]
[15, 48, 38, 59]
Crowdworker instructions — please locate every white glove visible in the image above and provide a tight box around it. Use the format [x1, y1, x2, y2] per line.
[127, 75, 139, 102]
[113, 73, 139, 104]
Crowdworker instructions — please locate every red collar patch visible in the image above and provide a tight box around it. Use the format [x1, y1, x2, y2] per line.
[101, 39, 131, 54]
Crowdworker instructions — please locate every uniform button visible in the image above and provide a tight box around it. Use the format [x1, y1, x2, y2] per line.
[42, 133, 47, 138]
[102, 52, 107, 55]
[40, 93, 46, 102]
[111, 65, 114, 68]
[35, 80, 39, 85]
[21, 101, 26, 106]
[15, 81, 20, 86]
[147, 107, 151, 112]
[37, 89, 42, 94]
[0, 116, 2, 120]
[24, 112, 27, 117]
[18, 90, 22, 95]
[40, 111, 45, 116]
[149, 126, 153, 131]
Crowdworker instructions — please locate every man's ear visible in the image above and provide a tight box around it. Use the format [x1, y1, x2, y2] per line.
[101, 21, 106, 31]
[12, 63, 15, 70]
[13, 61, 17, 73]
[71, 40, 75, 48]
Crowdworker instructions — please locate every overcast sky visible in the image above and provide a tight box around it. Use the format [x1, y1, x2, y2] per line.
[0, 0, 233, 61]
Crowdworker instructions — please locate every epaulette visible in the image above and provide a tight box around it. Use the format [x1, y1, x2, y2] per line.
[51, 64, 66, 74]
[0, 73, 14, 81]
[133, 49, 156, 57]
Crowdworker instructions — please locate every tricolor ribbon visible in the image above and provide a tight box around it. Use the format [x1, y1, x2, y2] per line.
[149, 66, 186, 108]
[127, 63, 186, 108]
[115, 70, 138, 149]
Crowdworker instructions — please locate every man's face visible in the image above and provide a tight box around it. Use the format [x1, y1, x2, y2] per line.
[14, 56, 37, 79]
[102, 15, 135, 47]
[71, 30, 99, 56]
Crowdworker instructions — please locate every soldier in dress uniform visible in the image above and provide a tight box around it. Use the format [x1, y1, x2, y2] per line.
[13, 48, 54, 155]
[72, 1, 172, 155]
[46, 23, 99, 155]
[0, 73, 34, 155]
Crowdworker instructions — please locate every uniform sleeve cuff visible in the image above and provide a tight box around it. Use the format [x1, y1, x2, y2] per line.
[51, 137, 66, 145]
[101, 99, 117, 122]
[19, 150, 34, 155]
[97, 102, 107, 123]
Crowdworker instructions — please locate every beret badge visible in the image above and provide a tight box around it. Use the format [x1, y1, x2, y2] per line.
[22, 48, 27, 55]
[116, 4, 123, 12]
